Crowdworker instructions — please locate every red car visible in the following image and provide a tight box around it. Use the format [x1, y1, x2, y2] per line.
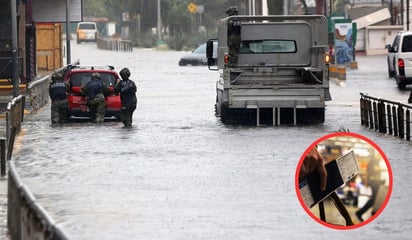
[63, 64, 121, 120]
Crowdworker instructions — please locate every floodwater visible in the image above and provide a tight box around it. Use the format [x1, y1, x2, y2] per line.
[12, 42, 412, 239]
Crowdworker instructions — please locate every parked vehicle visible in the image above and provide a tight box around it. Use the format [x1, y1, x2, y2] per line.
[63, 64, 121, 120]
[206, 15, 331, 125]
[386, 31, 412, 89]
[76, 22, 98, 44]
[179, 42, 217, 66]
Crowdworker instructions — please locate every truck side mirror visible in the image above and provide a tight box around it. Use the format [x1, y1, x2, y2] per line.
[206, 40, 214, 59]
[206, 40, 218, 70]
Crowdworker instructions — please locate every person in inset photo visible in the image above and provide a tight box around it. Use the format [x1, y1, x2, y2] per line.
[296, 133, 392, 229]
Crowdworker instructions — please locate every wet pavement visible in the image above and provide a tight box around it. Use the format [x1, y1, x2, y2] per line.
[4, 42, 412, 239]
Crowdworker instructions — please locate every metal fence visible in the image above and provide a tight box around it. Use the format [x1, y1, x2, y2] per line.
[96, 36, 133, 52]
[27, 75, 50, 112]
[0, 94, 25, 177]
[8, 160, 69, 240]
[4, 85, 70, 239]
[360, 93, 412, 141]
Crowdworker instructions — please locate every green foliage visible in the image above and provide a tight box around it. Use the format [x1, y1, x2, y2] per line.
[83, 0, 287, 49]
[83, 0, 110, 17]
[135, 31, 157, 48]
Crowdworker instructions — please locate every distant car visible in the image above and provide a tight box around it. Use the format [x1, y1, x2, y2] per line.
[76, 22, 98, 44]
[386, 31, 412, 89]
[63, 64, 121, 120]
[179, 42, 217, 66]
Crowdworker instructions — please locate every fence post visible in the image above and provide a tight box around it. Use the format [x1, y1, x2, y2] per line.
[0, 138, 5, 176]
[7, 127, 17, 160]
[406, 109, 411, 141]
[387, 104, 393, 135]
[398, 105, 404, 139]
[367, 99, 373, 129]
[360, 97, 366, 126]
[393, 105, 398, 137]
[373, 101, 379, 131]
[378, 100, 386, 133]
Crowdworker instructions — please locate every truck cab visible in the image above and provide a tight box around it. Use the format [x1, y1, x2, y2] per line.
[207, 15, 331, 125]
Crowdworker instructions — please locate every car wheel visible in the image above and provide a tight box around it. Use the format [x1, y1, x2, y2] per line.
[396, 75, 406, 90]
[387, 59, 395, 78]
[397, 81, 406, 90]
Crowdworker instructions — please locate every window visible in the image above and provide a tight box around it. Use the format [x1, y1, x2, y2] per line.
[70, 72, 116, 87]
[402, 35, 412, 52]
[239, 40, 297, 54]
[78, 23, 96, 30]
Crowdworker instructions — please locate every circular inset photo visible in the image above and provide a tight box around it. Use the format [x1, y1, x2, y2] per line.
[295, 132, 393, 230]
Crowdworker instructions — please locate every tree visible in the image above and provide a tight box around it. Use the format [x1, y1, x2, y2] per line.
[83, 0, 110, 18]
[82, 0, 260, 48]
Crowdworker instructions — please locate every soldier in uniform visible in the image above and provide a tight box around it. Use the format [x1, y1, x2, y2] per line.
[115, 68, 137, 127]
[81, 72, 108, 123]
[226, 6, 241, 66]
[49, 72, 69, 124]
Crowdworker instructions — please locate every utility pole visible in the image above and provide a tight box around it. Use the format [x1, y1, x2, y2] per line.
[11, 0, 19, 97]
[157, 0, 162, 44]
[66, 0, 71, 64]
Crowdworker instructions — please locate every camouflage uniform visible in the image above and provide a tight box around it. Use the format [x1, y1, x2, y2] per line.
[115, 68, 137, 127]
[49, 72, 68, 124]
[226, 7, 241, 66]
[81, 73, 108, 123]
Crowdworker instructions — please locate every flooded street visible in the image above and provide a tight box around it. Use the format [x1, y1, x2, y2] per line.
[12, 42, 412, 239]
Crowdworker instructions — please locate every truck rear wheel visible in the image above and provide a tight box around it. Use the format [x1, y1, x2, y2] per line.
[215, 90, 223, 117]
[221, 106, 256, 125]
[297, 108, 325, 124]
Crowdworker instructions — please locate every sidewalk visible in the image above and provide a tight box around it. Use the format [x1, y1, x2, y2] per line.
[0, 176, 7, 239]
[0, 96, 10, 239]
[0, 90, 15, 239]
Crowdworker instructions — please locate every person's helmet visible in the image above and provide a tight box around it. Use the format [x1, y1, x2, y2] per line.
[225, 6, 238, 16]
[120, 68, 131, 80]
[51, 72, 62, 82]
[91, 72, 101, 80]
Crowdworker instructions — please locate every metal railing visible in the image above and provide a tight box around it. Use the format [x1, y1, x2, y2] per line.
[96, 36, 133, 52]
[360, 93, 412, 141]
[27, 75, 50, 112]
[4, 90, 70, 239]
[8, 160, 69, 240]
[0, 94, 25, 176]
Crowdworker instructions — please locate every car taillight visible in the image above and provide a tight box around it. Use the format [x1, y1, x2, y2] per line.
[398, 58, 405, 68]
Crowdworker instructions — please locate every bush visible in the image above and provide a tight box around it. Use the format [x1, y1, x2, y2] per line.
[166, 29, 217, 51]
[134, 29, 217, 50]
[135, 31, 157, 48]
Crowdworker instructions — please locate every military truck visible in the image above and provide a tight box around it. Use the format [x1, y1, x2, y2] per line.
[206, 15, 332, 125]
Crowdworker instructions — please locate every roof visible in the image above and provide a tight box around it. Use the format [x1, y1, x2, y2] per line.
[347, 6, 391, 27]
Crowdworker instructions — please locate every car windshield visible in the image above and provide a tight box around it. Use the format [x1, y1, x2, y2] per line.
[239, 40, 297, 53]
[193, 44, 206, 54]
[70, 72, 116, 87]
[79, 23, 96, 30]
